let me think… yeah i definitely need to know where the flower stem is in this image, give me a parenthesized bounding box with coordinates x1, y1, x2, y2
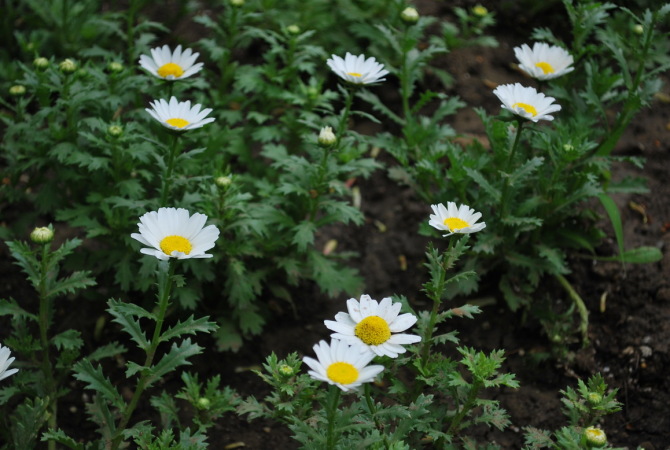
(498, 120, 524, 221)
(325, 385, 341, 450)
(447, 378, 483, 436)
(555, 273, 589, 345)
(336, 86, 355, 145)
(111, 259, 177, 450)
(37, 244, 57, 450)
(159, 133, 180, 207)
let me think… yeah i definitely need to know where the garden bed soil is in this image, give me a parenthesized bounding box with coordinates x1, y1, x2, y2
(2, 1, 669, 448)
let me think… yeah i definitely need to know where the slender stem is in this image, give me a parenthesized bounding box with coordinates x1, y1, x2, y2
(400, 27, 411, 122)
(159, 133, 180, 207)
(38, 244, 57, 450)
(555, 273, 589, 345)
(498, 120, 525, 221)
(447, 379, 482, 435)
(111, 260, 177, 450)
(325, 386, 341, 450)
(336, 86, 354, 144)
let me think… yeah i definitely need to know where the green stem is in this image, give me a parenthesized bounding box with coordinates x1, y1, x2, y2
(400, 27, 411, 122)
(498, 120, 524, 221)
(555, 273, 589, 345)
(111, 260, 177, 450)
(37, 244, 57, 450)
(336, 86, 355, 145)
(447, 379, 482, 435)
(325, 385, 341, 450)
(159, 133, 180, 207)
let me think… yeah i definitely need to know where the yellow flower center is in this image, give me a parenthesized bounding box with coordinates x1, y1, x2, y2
(160, 235, 192, 255)
(512, 102, 538, 117)
(326, 362, 359, 384)
(347, 72, 362, 77)
(534, 61, 555, 74)
(157, 62, 184, 78)
(354, 316, 391, 345)
(443, 217, 469, 232)
(166, 118, 190, 128)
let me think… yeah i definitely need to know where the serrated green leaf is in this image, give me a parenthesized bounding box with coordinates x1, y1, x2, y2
(144, 339, 204, 388)
(73, 359, 125, 410)
(53, 329, 84, 351)
(0, 298, 38, 321)
(87, 342, 127, 362)
(160, 315, 218, 342)
(45, 270, 97, 300)
(107, 299, 151, 350)
(292, 221, 316, 252)
(41, 429, 85, 450)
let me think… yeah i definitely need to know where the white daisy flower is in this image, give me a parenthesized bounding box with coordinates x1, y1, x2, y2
(130, 207, 220, 260)
(146, 97, 215, 131)
(492, 83, 561, 122)
(0, 344, 19, 382)
(326, 52, 389, 85)
(302, 339, 384, 392)
(514, 42, 574, 80)
(324, 295, 421, 358)
(138, 44, 203, 80)
(428, 202, 486, 237)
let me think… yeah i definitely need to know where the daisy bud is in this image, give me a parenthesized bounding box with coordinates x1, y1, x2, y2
(59, 58, 77, 74)
(30, 226, 54, 244)
(306, 86, 320, 100)
(587, 392, 602, 406)
(33, 57, 49, 70)
(196, 397, 211, 410)
(107, 124, 123, 137)
(107, 61, 124, 73)
(230, 0, 244, 6)
(9, 85, 26, 96)
(287, 24, 301, 35)
(215, 176, 232, 189)
(583, 427, 607, 448)
(318, 126, 337, 147)
(278, 364, 294, 376)
(472, 5, 488, 16)
(632, 24, 644, 35)
(400, 7, 419, 24)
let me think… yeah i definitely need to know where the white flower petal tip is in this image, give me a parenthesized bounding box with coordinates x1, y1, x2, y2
(302, 339, 384, 392)
(514, 42, 574, 81)
(428, 202, 486, 236)
(492, 83, 562, 122)
(138, 44, 203, 81)
(0, 344, 19, 382)
(131, 207, 220, 260)
(324, 295, 421, 359)
(146, 96, 215, 131)
(326, 52, 389, 85)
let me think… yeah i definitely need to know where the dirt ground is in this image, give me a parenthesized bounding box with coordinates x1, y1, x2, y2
(1, 1, 668, 449)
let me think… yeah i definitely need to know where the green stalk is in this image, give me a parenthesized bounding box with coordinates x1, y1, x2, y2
(159, 133, 180, 207)
(498, 120, 525, 220)
(325, 385, 341, 450)
(111, 259, 177, 450)
(336, 86, 355, 143)
(37, 244, 57, 450)
(555, 273, 589, 345)
(447, 378, 483, 435)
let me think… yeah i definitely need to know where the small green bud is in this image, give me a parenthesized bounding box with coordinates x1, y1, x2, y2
(230, 0, 244, 6)
(25, 42, 36, 52)
(107, 61, 124, 73)
(76, 68, 89, 78)
(9, 85, 26, 96)
(59, 58, 77, 74)
(563, 143, 575, 152)
(318, 126, 337, 147)
(33, 57, 49, 70)
(400, 7, 419, 23)
(472, 5, 488, 16)
(30, 226, 54, 244)
(306, 86, 320, 100)
(587, 392, 602, 406)
(196, 397, 211, 410)
(583, 427, 607, 448)
(215, 176, 232, 189)
(287, 24, 301, 35)
(278, 364, 294, 376)
(632, 24, 644, 35)
(107, 124, 123, 137)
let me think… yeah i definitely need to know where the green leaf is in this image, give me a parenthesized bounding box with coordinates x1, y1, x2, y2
(0, 298, 38, 321)
(45, 270, 97, 300)
(41, 429, 85, 450)
(73, 359, 125, 410)
(107, 299, 151, 350)
(160, 315, 218, 343)
(87, 342, 127, 362)
(597, 246, 662, 264)
(597, 194, 624, 265)
(292, 221, 316, 252)
(52, 329, 84, 351)
(144, 339, 204, 388)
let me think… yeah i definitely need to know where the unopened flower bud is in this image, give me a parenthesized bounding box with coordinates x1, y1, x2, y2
(587, 392, 602, 406)
(318, 126, 336, 147)
(107, 61, 124, 73)
(215, 176, 232, 189)
(472, 5, 488, 16)
(632, 24, 644, 35)
(34, 57, 49, 70)
(9, 85, 26, 96)
(583, 427, 607, 448)
(59, 58, 77, 74)
(31, 226, 54, 244)
(563, 143, 575, 152)
(196, 397, 211, 410)
(287, 24, 300, 35)
(306, 86, 319, 100)
(278, 364, 294, 376)
(230, 0, 244, 6)
(400, 7, 419, 23)
(107, 124, 123, 137)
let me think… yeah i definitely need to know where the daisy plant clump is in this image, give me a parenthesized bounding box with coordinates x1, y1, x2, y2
(61, 207, 220, 449)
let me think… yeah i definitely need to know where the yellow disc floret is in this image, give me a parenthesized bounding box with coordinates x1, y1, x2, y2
(355, 316, 391, 345)
(443, 217, 469, 232)
(157, 62, 184, 78)
(160, 235, 192, 255)
(512, 102, 538, 117)
(347, 72, 362, 77)
(166, 118, 190, 128)
(326, 362, 359, 384)
(535, 61, 555, 74)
